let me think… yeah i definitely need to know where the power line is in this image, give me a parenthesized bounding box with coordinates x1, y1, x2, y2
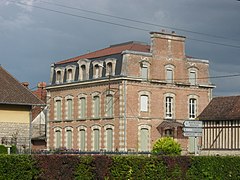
(37, 0, 240, 43)
(8, 0, 240, 49)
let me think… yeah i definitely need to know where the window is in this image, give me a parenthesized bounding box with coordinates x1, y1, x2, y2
(140, 95, 148, 112)
(67, 99, 73, 120)
(93, 129, 100, 151)
(189, 98, 197, 119)
(66, 129, 72, 149)
(164, 129, 173, 137)
(106, 128, 113, 151)
(165, 96, 173, 119)
(56, 71, 61, 83)
(79, 97, 86, 119)
(106, 94, 113, 117)
(166, 69, 173, 83)
(67, 69, 73, 82)
(56, 100, 62, 120)
(55, 129, 61, 149)
(81, 65, 86, 80)
(106, 62, 113, 76)
(94, 64, 100, 78)
(141, 66, 148, 80)
(189, 71, 197, 85)
(79, 129, 86, 151)
(93, 96, 100, 118)
(140, 128, 149, 151)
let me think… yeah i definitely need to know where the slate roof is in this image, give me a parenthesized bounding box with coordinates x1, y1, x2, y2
(56, 41, 150, 65)
(0, 66, 45, 106)
(198, 96, 240, 121)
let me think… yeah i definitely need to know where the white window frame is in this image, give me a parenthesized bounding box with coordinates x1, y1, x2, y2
(78, 94, 87, 119)
(65, 95, 74, 120)
(164, 93, 175, 119)
(65, 127, 73, 149)
(78, 125, 87, 151)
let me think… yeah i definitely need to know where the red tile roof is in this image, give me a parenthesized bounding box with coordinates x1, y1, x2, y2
(0, 66, 45, 106)
(198, 96, 240, 121)
(56, 41, 150, 65)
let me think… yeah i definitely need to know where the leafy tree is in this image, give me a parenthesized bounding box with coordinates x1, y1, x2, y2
(152, 137, 181, 155)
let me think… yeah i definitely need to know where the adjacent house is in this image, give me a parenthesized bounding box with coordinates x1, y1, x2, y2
(46, 31, 214, 153)
(198, 96, 240, 155)
(0, 66, 44, 152)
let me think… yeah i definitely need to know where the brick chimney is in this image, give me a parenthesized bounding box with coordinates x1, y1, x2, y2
(150, 30, 186, 60)
(33, 82, 47, 102)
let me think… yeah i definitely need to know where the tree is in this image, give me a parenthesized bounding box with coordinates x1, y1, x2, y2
(152, 137, 181, 155)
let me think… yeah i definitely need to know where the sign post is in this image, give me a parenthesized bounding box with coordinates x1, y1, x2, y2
(183, 120, 203, 155)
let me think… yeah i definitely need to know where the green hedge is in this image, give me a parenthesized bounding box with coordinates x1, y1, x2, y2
(1, 155, 240, 179)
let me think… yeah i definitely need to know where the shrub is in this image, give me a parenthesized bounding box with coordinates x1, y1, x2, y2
(152, 137, 182, 155)
(0, 145, 7, 154)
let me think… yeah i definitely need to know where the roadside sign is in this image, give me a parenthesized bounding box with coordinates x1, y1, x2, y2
(183, 127, 202, 133)
(184, 120, 203, 128)
(183, 132, 202, 137)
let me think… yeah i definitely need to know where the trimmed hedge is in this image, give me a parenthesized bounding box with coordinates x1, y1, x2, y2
(1, 155, 240, 179)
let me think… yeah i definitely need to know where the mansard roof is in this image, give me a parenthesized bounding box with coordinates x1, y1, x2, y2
(56, 41, 150, 65)
(198, 96, 240, 121)
(0, 66, 45, 106)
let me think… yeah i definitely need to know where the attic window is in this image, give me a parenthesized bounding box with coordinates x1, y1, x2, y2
(56, 71, 61, 83)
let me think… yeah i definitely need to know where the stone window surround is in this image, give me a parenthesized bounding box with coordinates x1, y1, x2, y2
(139, 59, 151, 80)
(64, 126, 73, 149)
(104, 58, 117, 76)
(104, 90, 115, 117)
(66, 65, 76, 82)
(164, 92, 176, 119)
(55, 67, 65, 84)
(53, 126, 62, 149)
(138, 90, 151, 114)
(104, 124, 115, 151)
(91, 92, 101, 119)
(77, 125, 87, 151)
(65, 95, 74, 120)
(91, 124, 101, 151)
(54, 96, 62, 121)
(78, 93, 87, 119)
(188, 67, 198, 85)
(165, 64, 175, 83)
(188, 94, 199, 119)
(138, 124, 151, 152)
(78, 59, 91, 81)
(92, 60, 104, 79)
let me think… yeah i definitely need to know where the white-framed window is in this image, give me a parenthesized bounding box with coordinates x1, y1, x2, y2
(164, 93, 175, 119)
(105, 94, 113, 117)
(81, 65, 87, 80)
(106, 128, 113, 151)
(56, 71, 61, 83)
(92, 61, 103, 79)
(106, 62, 113, 76)
(66, 65, 76, 82)
(140, 95, 149, 112)
(55, 67, 64, 84)
(79, 96, 87, 119)
(189, 98, 197, 119)
(141, 65, 148, 80)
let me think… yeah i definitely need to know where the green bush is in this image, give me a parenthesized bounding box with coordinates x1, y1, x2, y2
(0, 145, 7, 154)
(152, 137, 182, 155)
(0, 155, 38, 179)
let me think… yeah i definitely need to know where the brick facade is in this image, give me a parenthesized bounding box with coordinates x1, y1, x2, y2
(46, 31, 214, 153)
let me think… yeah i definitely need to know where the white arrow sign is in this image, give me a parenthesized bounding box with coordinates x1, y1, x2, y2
(183, 127, 202, 133)
(184, 120, 203, 128)
(183, 132, 202, 137)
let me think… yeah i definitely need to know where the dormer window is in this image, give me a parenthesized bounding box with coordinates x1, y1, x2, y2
(94, 64, 100, 78)
(106, 62, 113, 76)
(105, 58, 117, 77)
(67, 69, 73, 82)
(78, 59, 91, 81)
(139, 59, 150, 81)
(189, 71, 197, 85)
(56, 71, 61, 83)
(92, 61, 103, 79)
(165, 64, 174, 84)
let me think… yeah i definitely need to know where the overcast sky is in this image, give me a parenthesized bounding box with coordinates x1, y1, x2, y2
(0, 0, 240, 96)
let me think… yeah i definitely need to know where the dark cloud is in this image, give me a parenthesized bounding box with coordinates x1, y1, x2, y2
(0, 0, 239, 95)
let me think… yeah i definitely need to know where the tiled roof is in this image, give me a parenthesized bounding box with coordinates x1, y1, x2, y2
(56, 41, 150, 65)
(198, 96, 240, 121)
(0, 66, 45, 106)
